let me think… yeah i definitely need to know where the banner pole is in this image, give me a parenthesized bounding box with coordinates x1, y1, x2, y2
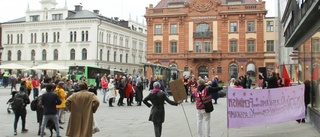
(180, 103, 193, 137)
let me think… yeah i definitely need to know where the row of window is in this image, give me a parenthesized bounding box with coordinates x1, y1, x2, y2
(154, 21, 274, 35)
(153, 40, 275, 53)
(30, 14, 63, 22)
(70, 31, 89, 42)
(98, 32, 146, 49)
(6, 49, 143, 63)
(7, 34, 23, 44)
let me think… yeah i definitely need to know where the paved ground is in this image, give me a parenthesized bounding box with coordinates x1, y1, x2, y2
(1, 86, 320, 137)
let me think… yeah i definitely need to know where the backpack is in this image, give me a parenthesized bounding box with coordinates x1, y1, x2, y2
(12, 96, 24, 111)
(30, 98, 38, 111)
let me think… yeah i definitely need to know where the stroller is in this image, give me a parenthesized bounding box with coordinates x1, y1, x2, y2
(6, 91, 18, 114)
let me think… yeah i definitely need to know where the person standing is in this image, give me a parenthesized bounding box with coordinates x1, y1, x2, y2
(11, 73, 18, 92)
(107, 79, 116, 107)
(195, 79, 224, 137)
(101, 76, 108, 103)
(125, 78, 134, 106)
(143, 82, 180, 137)
(297, 80, 311, 123)
(26, 77, 33, 96)
(40, 84, 62, 137)
(95, 73, 101, 90)
(210, 75, 220, 104)
(65, 83, 100, 137)
(117, 77, 126, 106)
(32, 75, 41, 99)
(13, 87, 30, 135)
(135, 77, 144, 106)
(188, 77, 197, 103)
(3, 70, 10, 88)
(259, 72, 279, 89)
(55, 81, 67, 124)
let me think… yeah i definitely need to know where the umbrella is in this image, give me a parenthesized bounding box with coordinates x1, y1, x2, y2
(0, 63, 30, 70)
(31, 63, 68, 70)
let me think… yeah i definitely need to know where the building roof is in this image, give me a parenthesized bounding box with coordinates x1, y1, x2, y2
(67, 10, 98, 19)
(2, 17, 26, 24)
(154, 0, 258, 8)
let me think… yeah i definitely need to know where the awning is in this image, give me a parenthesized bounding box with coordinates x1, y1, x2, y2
(247, 64, 255, 72)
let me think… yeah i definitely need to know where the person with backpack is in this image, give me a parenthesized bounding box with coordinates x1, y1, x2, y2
(40, 83, 62, 137)
(12, 86, 30, 135)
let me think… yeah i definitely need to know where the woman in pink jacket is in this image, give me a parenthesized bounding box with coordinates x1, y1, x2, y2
(101, 76, 108, 103)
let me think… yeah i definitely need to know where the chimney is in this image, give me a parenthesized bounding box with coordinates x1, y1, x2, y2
(114, 17, 119, 21)
(75, 5, 83, 11)
(149, 4, 153, 9)
(93, 10, 100, 14)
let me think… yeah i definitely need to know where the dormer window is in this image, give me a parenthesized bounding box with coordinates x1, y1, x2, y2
(52, 14, 63, 20)
(30, 15, 39, 22)
(167, 2, 185, 8)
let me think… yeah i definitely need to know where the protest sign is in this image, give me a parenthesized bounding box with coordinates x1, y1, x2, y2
(227, 84, 305, 128)
(169, 78, 187, 102)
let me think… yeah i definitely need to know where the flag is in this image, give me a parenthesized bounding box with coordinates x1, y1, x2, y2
(282, 64, 290, 87)
(312, 65, 319, 80)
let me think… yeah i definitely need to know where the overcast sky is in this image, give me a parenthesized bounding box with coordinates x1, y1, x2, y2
(0, 0, 275, 23)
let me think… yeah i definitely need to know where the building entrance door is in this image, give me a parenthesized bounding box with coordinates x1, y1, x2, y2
(198, 66, 208, 79)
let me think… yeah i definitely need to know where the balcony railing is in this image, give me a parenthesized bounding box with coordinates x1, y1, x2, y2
(193, 32, 213, 39)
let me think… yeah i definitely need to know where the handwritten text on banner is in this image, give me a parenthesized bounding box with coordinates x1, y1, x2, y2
(227, 84, 305, 128)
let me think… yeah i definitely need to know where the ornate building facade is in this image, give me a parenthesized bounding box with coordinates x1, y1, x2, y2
(0, 0, 147, 75)
(145, 0, 276, 83)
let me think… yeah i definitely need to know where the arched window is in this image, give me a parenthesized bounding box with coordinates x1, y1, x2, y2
(20, 34, 23, 43)
(7, 50, 12, 61)
(196, 23, 210, 32)
(120, 54, 123, 63)
(229, 63, 238, 79)
(53, 32, 56, 42)
(45, 32, 48, 42)
(10, 34, 13, 44)
(114, 51, 117, 62)
(246, 63, 256, 81)
(42, 49, 47, 61)
(99, 49, 103, 61)
(74, 31, 77, 42)
(70, 31, 73, 42)
(7, 34, 10, 44)
(17, 34, 20, 44)
(17, 50, 21, 61)
(85, 31, 89, 41)
(31, 50, 35, 61)
(31, 33, 34, 43)
(198, 66, 209, 79)
(57, 32, 60, 42)
(170, 64, 178, 80)
(107, 50, 110, 61)
(34, 33, 37, 43)
(42, 33, 45, 43)
(126, 53, 128, 63)
(53, 49, 58, 60)
(81, 31, 85, 41)
(70, 49, 75, 60)
(82, 48, 87, 60)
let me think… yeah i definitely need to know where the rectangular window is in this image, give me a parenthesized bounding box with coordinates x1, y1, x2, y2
(247, 21, 255, 32)
(204, 42, 211, 53)
(155, 25, 162, 34)
(195, 42, 202, 53)
(267, 21, 274, 32)
(312, 39, 320, 52)
(230, 41, 237, 52)
(217, 67, 222, 74)
(230, 22, 237, 32)
(170, 24, 178, 34)
(184, 67, 189, 71)
(170, 42, 177, 53)
(155, 42, 162, 53)
(52, 14, 63, 20)
(266, 40, 274, 52)
(30, 15, 39, 22)
(247, 40, 255, 52)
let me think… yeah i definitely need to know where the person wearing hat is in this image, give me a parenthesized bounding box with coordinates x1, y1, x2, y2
(55, 81, 67, 124)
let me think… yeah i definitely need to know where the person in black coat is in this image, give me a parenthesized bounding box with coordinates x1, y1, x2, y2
(259, 72, 279, 89)
(13, 87, 30, 135)
(297, 80, 311, 123)
(135, 77, 144, 106)
(143, 82, 180, 137)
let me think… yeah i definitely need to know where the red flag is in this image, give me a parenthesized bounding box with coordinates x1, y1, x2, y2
(282, 64, 290, 87)
(312, 65, 319, 80)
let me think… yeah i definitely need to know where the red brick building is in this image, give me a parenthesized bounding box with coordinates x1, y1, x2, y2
(145, 0, 275, 84)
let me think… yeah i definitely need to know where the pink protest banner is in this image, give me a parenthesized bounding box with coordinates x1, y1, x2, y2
(227, 84, 305, 128)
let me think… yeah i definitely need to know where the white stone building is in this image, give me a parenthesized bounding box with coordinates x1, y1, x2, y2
(0, 0, 147, 75)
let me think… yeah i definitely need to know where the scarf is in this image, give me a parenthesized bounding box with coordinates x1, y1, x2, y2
(151, 88, 161, 93)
